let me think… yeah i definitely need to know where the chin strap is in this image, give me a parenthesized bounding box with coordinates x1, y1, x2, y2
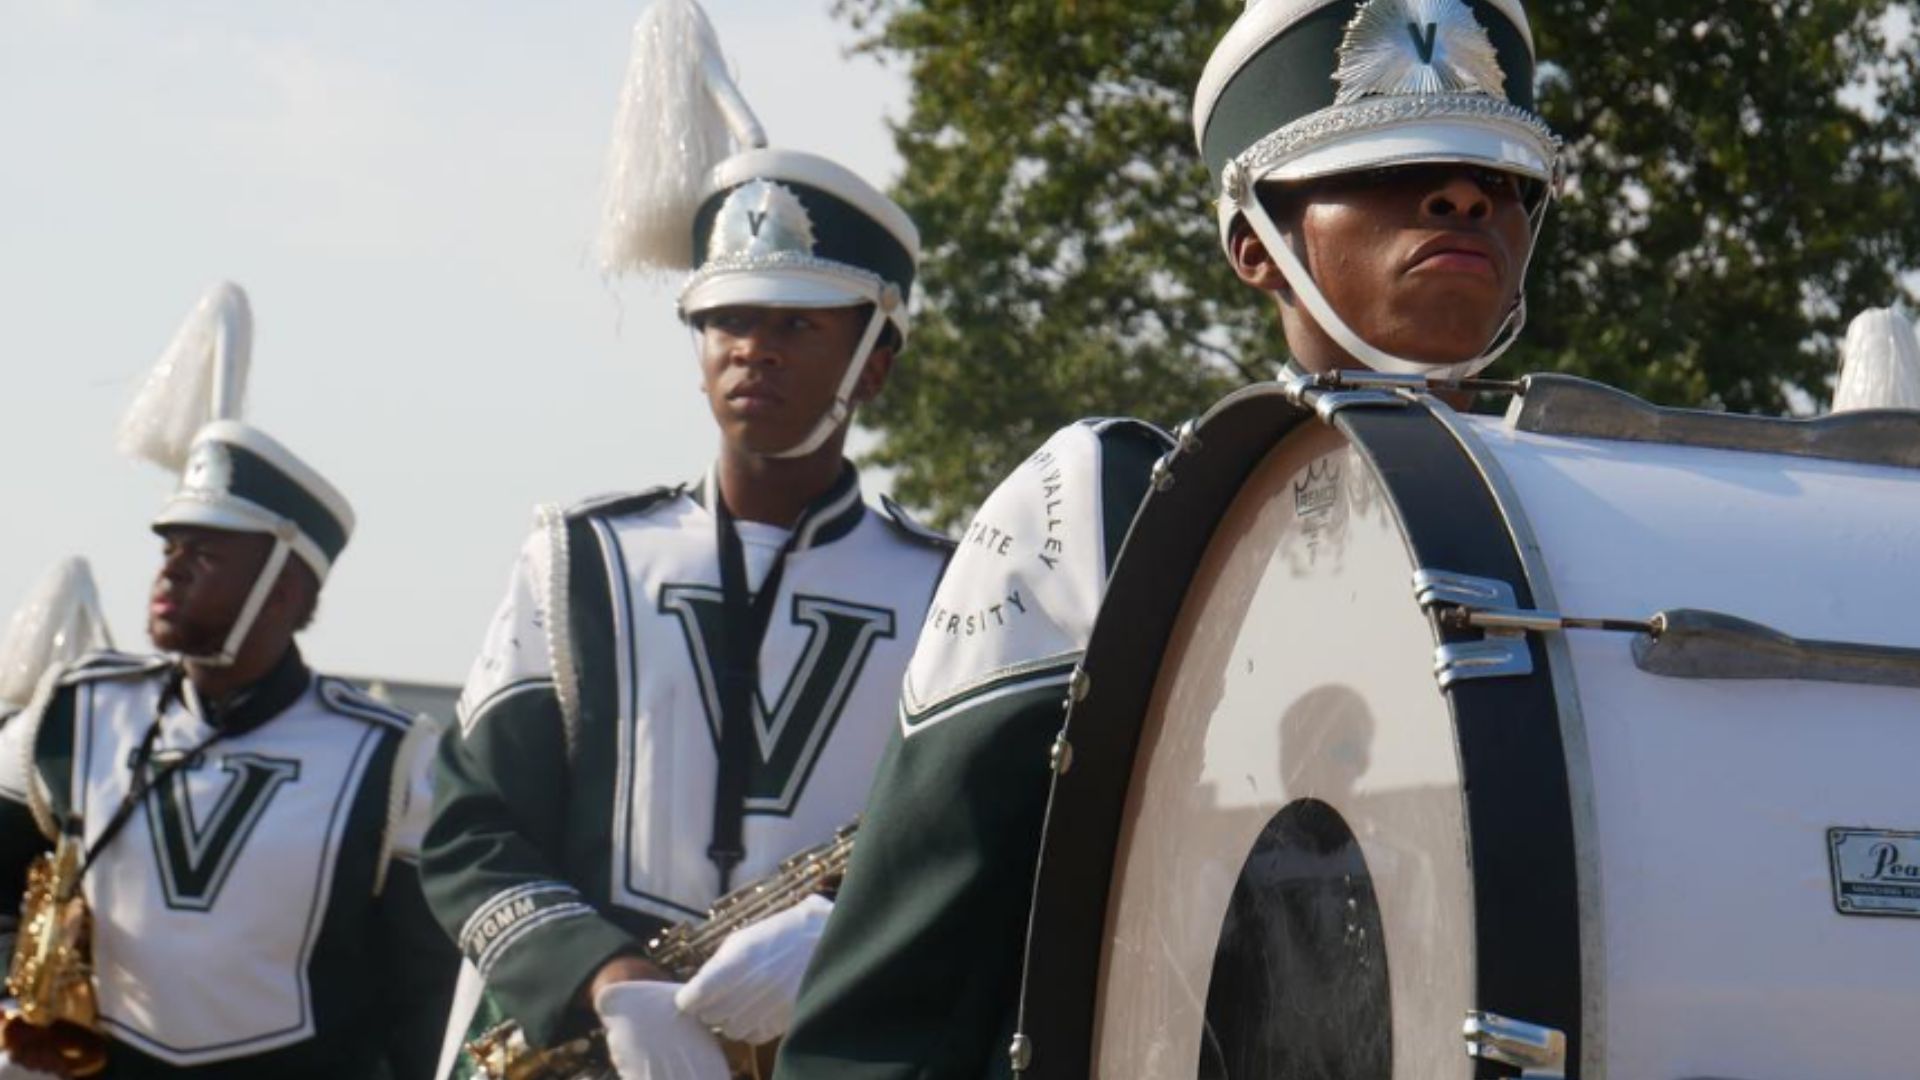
(1230, 165, 1549, 382)
(769, 285, 902, 460)
(181, 522, 296, 669)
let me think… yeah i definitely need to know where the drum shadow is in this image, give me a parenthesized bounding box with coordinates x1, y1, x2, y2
(1195, 686, 1391, 1080)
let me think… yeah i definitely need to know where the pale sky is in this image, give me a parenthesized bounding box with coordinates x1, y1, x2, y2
(0, 0, 909, 684)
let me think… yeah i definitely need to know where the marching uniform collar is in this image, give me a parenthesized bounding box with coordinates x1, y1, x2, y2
(693, 462, 866, 552)
(166, 646, 312, 736)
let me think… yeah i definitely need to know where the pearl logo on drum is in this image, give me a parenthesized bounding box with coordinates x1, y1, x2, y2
(1828, 828, 1920, 918)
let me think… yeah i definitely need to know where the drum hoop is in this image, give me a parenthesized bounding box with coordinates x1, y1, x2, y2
(1013, 384, 1585, 1077)
(1425, 398, 1609, 1074)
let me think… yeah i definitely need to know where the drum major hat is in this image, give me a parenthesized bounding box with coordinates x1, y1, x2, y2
(1194, 0, 1560, 378)
(679, 149, 918, 346)
(153, 421, 355, 582)
(121, 285, 347, 666)
(597, 0, 918, 458)
(151, 422, 353, 666)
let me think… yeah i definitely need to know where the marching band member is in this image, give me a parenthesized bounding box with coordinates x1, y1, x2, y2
(776, 0, 1562, 1075)
(0, 420, 456, 1078)
(418, 3, 949, 1077)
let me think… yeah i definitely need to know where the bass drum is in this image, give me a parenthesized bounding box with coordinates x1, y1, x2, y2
(1012, 376, 1920, 1080)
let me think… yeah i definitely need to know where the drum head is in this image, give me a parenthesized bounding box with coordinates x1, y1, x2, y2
(1016, 385, 1582, 1079)
(1089, 424, 1476, 1079)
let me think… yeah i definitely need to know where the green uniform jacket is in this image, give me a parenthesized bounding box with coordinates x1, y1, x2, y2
(777, 419, 1169, 1079)
(422, 473, 949, 1060)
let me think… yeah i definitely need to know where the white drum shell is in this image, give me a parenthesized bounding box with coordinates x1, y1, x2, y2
(1455, 412, 1920, 1079)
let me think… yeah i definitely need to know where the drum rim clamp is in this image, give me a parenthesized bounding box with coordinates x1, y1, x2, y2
(1463, 1010, 1568, 1078)
(1414, 568, 1920, 691)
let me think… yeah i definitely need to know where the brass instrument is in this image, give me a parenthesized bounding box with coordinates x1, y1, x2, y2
(1, 827, 109, 1077)
(466, 822, 857, 1080)
(464, 1023, 608, 1080)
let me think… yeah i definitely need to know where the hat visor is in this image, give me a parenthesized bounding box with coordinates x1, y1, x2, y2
(152, 495, 332, 578)
(681, 269, 874, 318)
(153, 494, 281, 538)
(1262, 116, 1554, 185)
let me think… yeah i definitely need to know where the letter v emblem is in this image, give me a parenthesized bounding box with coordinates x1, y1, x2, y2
(144, 752, 301, 912)
(659, 586, 896, 813)
(1407, 21, 1439, 64)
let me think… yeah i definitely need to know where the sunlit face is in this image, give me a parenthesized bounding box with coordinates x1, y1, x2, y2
(148, 526, 273, 654)
(694, 304, 889, 455)
(1249, 163, 1539, 369)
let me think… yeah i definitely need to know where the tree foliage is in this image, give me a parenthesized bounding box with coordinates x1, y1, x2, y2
(845, 0, 1920, 526)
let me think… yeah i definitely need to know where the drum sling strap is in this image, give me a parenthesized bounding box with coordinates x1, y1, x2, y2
(709, 498, 801, 894)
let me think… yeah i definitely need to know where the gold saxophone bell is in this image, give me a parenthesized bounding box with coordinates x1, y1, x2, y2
(2, 830, 110, 1077)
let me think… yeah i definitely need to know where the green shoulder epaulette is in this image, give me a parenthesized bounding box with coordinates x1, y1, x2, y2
(56, 651, 171, 687)
(878, 495, 956, 551)
(564, 484, 686, 523)
(315, 677, 416, 734)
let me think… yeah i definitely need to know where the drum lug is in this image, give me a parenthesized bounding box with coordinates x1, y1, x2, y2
(1049, 732, 1074, 776)
(1149, 453, 1177, 492)
(1435, 637, 1534, 687)
(1172, 419, 1203, 456)
(1417, 571, 1536, 687)
(1312, 389, 1407, 421)
(1008, 1032, 1033, 1073)
(1414, 570, 1521, 611)
(1150, 421, 1207, 493)
(1279, 370, 1409, 418)
(1462, 1011, 1566, 1077)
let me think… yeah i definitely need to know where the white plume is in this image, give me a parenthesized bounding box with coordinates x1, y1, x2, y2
(596, 0, 766, 275)
(0, 558, 112, 710)
(116, 282, 252, 471)
(1834, 307, 1920, 412)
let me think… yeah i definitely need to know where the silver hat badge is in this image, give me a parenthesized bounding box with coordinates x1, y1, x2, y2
(181, 440, 234, 498)
(706, 179, 817, 264)
(1333, 0, 1507, 105)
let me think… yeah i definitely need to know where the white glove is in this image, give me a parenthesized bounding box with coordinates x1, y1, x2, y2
(675, 894, 833, 1044)
(594, 981, 729, 1080)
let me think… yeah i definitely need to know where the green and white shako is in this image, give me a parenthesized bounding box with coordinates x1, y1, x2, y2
(152, 421, 354, 665)
(679, 148, 920, 459)
(1195, 0, 1561, 379)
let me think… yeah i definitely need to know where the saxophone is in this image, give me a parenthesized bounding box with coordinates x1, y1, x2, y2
(466, 822, 857, 1080)
(1, 825, 109, 1078)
